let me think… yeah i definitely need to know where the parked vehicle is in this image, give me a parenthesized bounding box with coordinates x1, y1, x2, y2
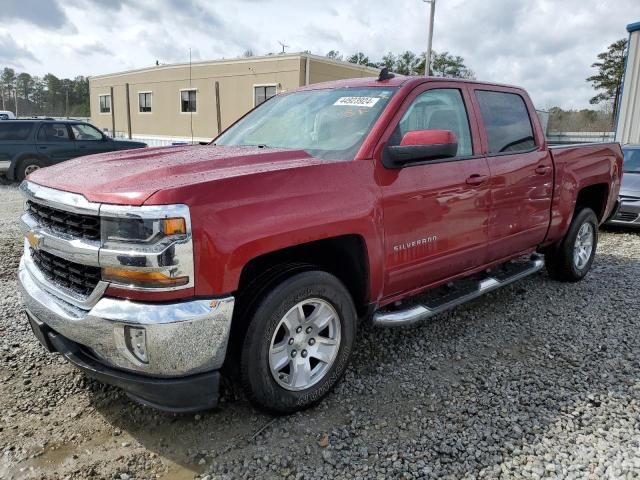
(18, 74, 622, 414)
(0, 120, 146, 181)
(0, 110, 16, 120)
(606, 145, 640, 227)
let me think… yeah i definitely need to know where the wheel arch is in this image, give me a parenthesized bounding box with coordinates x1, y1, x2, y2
(574, 182, 609, 222)
(236, 234, 371, 315)
(8, 152, 50, 181)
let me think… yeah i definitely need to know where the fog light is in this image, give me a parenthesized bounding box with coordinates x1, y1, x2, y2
(124, 326, 148, 364)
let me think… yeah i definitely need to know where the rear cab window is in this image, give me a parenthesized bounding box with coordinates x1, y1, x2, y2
(0, 122, 35, 141)
(475, 90, 536, 154)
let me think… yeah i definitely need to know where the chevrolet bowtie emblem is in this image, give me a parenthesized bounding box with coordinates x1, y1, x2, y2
(26, 230, 43, 250)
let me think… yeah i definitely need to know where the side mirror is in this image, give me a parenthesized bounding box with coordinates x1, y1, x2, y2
(385, 129, 458, 167)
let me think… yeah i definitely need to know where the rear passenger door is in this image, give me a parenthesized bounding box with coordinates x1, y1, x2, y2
(35, 123, 78, 163)
(471, 88, 553, 261)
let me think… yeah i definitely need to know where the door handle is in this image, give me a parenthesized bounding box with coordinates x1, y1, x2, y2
(38, 146, 47, 150)
(466, 174, 489, 186)
(535, 165, 551, 175)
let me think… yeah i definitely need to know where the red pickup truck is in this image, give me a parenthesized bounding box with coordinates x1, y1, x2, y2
(18, 73, 622, 414)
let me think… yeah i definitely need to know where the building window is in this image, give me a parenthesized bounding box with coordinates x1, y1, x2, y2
(181, 89, 197, 113)
(139, 92, 152, 113)
(99, 94, 111, 113)
(254, 85, 277, 106)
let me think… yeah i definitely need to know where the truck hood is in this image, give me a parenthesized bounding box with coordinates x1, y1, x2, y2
(27, 145, 321, 205)
(621, 172, 640, 198)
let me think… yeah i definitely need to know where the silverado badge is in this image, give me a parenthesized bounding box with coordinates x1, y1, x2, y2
(393, 236, 437, 252)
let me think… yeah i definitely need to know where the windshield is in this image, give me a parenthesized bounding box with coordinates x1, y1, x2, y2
(215, 87, 396, 160)
(624, 148, 640, 174)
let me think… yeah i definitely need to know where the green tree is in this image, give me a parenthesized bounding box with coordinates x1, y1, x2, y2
(325, 50, 343, 61)
(0, 67, 16, 111)
(586, 38, 627, 121)
(395, 51, 422, 76)
(31, 76, 46, 113)
(43, 73, 63, 115)
(346, 52, 376, 67)
(378, 52, 397, 70)
(70, 76, 89, 116)
(430, 51, 475, 79)
(16, 72, 33, 101)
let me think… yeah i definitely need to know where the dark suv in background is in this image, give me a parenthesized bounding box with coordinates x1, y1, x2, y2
(0, 120, 146, 181)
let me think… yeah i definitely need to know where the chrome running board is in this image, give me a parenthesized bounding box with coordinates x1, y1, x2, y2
(373, 256, 544, 327)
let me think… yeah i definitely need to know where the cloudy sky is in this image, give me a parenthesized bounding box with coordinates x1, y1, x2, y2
(0, 0, 639, 109)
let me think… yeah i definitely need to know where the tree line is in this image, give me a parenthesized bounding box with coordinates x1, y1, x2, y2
(0, 68, 89, 117)
(325, 49, 475, 78)
(241, 48, 476, 78)
(547, 107, 614, 133)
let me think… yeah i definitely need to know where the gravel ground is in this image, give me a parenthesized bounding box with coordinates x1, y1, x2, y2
(1, 183, 640, 479)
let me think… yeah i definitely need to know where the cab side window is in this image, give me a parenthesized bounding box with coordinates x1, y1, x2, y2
(391, 89, 473, 157)
(475, 90, 536, 154)
(37, 123, 70, 142)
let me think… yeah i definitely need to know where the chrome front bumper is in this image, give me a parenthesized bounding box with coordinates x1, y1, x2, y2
(18, 257, 235, 377)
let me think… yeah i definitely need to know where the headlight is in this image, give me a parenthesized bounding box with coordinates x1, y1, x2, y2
(101, 217, 187, 248)
(99, 204, 194, 291)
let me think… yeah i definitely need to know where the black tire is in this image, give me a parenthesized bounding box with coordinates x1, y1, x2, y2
(16, 158, 44, 182)
(545, 208, 598, 282)
(240, 271, 356, 414)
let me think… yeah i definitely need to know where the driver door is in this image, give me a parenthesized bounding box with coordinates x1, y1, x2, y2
(376, 84, 491, 298)
(70, 123, 113, 156)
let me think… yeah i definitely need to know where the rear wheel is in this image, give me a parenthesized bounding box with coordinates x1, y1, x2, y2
(240, 271, 356, 414)
(17, 158, 43, 181)
(545, 208, 598, 282)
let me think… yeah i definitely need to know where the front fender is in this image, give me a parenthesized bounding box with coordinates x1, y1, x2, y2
(145, 159, 385, 302)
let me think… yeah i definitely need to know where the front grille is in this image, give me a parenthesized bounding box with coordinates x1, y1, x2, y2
(26, 200, 100, 240)
(615, 211, 638, 222)
(30, 248, 100, 296)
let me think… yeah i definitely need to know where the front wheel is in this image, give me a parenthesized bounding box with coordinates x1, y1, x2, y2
(545, 207, 598, 282)
(17, 158, 43, 182)
(240, 271, 356, 414)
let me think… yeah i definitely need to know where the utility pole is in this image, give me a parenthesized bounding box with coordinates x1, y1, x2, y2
(14, 89, 18, 117)
(423, 0, 436, 76)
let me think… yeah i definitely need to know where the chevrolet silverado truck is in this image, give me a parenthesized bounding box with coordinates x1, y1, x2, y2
(18, 73, 622, 414)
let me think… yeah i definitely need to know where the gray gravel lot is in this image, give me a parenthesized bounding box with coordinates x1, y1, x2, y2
(1, 183, 640, 479)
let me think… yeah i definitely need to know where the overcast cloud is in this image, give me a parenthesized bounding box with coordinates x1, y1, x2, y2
(0, 0, 638, 109)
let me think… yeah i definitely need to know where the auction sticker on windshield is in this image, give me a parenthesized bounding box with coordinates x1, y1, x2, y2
(334, 97, 381, 107)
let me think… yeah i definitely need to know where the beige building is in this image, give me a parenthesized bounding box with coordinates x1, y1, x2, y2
(89, 53, 379, 143)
